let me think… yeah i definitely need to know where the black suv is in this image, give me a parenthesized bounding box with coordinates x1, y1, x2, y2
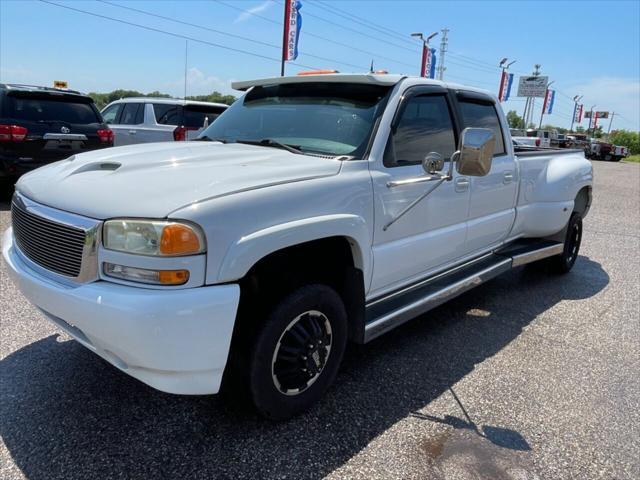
(1, 84, 113, 196)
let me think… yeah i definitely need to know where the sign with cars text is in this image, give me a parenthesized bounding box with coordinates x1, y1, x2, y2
(517, 76, 549, 97)
(283, 0, 302, 61)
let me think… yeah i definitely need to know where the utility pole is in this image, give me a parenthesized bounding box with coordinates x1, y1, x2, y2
(437, 28, 449, 80)
(570, 95, 583, 132)
(607, 112, 616, 135)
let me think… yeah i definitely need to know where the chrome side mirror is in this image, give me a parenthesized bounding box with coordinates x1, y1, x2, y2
(422, 152, 445, 175)
(456, 128, 495, 176)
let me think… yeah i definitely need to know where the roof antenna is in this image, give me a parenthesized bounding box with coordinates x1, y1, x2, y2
(369, 59, 374, 73)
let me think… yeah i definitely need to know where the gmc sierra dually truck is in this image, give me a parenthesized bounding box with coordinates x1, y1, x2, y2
(2, 73, 593, 420)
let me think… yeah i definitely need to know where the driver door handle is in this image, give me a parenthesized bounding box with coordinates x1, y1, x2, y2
(455, 177, 470, 193)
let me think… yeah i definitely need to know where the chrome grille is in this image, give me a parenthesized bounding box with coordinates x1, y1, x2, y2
(11, 200, 87, 278)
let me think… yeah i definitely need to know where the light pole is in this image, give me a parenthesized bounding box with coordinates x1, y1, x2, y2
(570, 95, 583, 132)
(497, 58, 516, 103)
(411, 31, 438, 78)
(538, 80, 555, 129)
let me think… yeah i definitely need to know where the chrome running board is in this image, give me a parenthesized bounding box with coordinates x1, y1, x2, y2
(363, 239, 563, 343)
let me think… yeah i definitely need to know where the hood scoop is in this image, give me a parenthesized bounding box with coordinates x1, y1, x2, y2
(68, 162, 122, 176)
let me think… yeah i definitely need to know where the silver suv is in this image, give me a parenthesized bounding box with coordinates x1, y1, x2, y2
(101, 98, 228, 146)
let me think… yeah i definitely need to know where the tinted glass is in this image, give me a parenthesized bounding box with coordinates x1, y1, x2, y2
(199, 82, 391, 157)
(385, 94, 456, 167)
(459, 101, 505, 154)
(101, 103, 122, 124)
(153, 103, 181, 125)
(120, 103, 142, 125)
(7, 97, 100, 124)
(183, 105, 226, 128)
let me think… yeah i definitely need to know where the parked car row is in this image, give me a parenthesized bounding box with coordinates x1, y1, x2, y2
(1, 83, 228, 196)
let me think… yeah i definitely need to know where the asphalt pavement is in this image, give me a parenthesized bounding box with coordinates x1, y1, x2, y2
(1, 160, 639, 480)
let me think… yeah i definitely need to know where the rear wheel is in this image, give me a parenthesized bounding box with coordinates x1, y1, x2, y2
(548, 212, 583, 274)
(247, 284, 347, 420)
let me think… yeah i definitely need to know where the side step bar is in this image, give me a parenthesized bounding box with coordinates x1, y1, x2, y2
(363, 239, 564, 343)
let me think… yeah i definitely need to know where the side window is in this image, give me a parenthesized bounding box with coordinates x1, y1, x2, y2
(384, 94, 456, 167)
(101, 104, 122, 124)
(120, 103, 143, 125)
(153, 103, 182, 125)
(459, 101, 506, 155)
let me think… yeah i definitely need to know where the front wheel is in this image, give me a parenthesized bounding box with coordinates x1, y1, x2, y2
(548, 212, 583, 274)
(248, 284, 348, 420)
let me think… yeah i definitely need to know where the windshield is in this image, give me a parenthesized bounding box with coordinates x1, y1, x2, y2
(198, 82, 391, 157)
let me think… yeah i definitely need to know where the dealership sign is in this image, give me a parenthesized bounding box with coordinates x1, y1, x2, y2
(517, 76, 549, 97)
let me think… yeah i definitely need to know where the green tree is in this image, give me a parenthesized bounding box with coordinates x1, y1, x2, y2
(506, 110, 524, 129)
(609, 129, 640, 154)
(88, 89, 236, 110)
(186, 91, 236, 105)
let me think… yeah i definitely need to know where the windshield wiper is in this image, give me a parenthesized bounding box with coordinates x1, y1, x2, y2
(195, 136, 228, 143)
(236, 138, 304, 155)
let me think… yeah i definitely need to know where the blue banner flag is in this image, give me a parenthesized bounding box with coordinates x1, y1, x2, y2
(283, 1, 302, 61)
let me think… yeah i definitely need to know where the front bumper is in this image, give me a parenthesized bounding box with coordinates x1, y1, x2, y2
(2, 227, 240, 395)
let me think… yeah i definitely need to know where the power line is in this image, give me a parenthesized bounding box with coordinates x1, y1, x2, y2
(39, 0, 317, 70)
(97, 0, 369, 71)
(269, 0, 416, 53)
(309, 0, 416, 46)
(212, 0, 417, 70)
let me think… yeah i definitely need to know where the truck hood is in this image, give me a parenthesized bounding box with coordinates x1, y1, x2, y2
(16, 142, 342, 219)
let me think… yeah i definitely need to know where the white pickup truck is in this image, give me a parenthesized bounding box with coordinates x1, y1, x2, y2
(2, 73, 593, 420)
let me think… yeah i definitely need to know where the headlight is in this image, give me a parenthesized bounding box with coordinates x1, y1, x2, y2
(103, 219, 205, 256)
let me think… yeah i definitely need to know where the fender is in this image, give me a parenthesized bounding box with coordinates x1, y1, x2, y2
(217, 214, 372, 285)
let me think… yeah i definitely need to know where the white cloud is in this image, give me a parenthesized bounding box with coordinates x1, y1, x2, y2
(234, 0, 273, 23)
(166, 67, 236, 97)
(566, 77, 640, 131)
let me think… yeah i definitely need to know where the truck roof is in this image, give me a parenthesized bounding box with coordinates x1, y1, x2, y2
(231, 73, 494, 98)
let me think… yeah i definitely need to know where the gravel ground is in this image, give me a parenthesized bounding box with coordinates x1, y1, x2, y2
(1, 160, 639, 480)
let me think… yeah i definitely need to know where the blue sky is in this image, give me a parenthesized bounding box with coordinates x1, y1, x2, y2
(1, 0, 639, 131)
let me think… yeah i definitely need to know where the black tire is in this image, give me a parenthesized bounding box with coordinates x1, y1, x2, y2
(247, 284, 347, 420)
(548, 212, 583, 274)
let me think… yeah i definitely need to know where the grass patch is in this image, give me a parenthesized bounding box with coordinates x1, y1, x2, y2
(623, 154, 640, 163)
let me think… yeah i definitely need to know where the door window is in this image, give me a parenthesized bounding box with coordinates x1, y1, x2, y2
(120, 103, 143, 125)
(153, 103, 182, 125)
(384, 94, 456, 167)
(459, 101, 506, 155)
(101, 103, 122, 124)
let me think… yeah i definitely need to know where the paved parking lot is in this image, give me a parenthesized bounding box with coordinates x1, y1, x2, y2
(1, 160, 639, 480)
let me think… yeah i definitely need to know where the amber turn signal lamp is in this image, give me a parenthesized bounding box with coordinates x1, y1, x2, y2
(158, 269, 190, 285)
(160, 224, 202, 255)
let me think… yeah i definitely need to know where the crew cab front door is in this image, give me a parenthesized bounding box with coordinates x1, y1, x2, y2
(370, 87, 470, 297)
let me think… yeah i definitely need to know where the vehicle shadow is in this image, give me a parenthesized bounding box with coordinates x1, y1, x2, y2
(0, 256, 609, 480)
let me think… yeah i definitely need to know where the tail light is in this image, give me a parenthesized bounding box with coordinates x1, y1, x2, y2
(97, 128, 114, 143)
(535, 138, 541, 147)
(0, 124, 28, 142)
(173, 126, 187, 141)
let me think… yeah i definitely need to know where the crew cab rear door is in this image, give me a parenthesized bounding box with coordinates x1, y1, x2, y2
(455, 91, 518, 253)
(369, 85, 470, 296)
